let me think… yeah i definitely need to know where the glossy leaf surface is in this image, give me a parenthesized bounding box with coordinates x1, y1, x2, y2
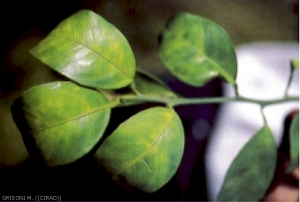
(286, 113, 299, 173)
(96, 107, 184, 192)
(218, 126, 277, 201)
(132, 69, 177, 98)
(11, 82, 111, 166)
(30, 10, 136, 89)
(159, 13, 237, 87)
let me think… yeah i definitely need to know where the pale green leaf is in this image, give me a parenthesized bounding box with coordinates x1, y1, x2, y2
(30, 10, 136, 90)
(11, 81, 111, 166)
(286, 113, 299, 173)
(291, 59, 299, 71)
(95, 107, 184, 192)
(159, 13, 237, 87)
(218, 126, 277, 201)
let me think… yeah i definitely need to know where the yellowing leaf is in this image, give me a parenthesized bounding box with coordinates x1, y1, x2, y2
(159, 13, 237, 87)
(96, 107, 184, 192)
(11, 81, 111, 166)
(30, 10, 136, 90)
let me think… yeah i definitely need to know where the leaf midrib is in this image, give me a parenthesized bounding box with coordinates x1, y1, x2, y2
(49, 34, 132, 81)
(113, 110, 174, 176)
(29, 104, 110, 133)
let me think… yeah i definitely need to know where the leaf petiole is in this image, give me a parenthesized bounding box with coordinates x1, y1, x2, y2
(119, 94, 299, 108)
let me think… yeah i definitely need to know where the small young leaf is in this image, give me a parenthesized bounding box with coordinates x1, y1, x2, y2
(11, 81, 111, 166)
(95, 107, 184, 192)
(286, 113, 299, 173)
(291, 59, 299, 71)
(218, 126, 277, 201)
(131, 69, 177, 98)
(97, 69, 177, 108)
(159, 13, 237, 87)
(30, 10, 136, 90)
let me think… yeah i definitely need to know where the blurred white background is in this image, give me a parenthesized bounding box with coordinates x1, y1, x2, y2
(205, 42, 299, 201)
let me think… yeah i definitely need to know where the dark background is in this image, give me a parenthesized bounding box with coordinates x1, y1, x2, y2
(0, 0, 298, 201)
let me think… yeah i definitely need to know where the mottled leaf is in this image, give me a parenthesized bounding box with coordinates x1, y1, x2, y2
(30, 9, 136, 90)
(95, 107, 184, 192)
(159, 13, 237, 87)
(286, 113, 299, 173)
(132, 69, 177, 98)
(218, 126, 277, 201)
(11, 81, 111, 166)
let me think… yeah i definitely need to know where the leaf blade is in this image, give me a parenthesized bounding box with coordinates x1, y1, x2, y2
(286, 113, 299, 173)
(95, 107, 184, 192)
(217, 126, 277, 201)
(30, 10, 136, 89)
(159, 13, 237, 87)
(132, 69, 177, 98)
(11, 81, 111, 166)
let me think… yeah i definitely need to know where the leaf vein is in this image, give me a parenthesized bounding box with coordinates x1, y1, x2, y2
(113, 110, 174, 176)
(48, 34, 131, 80)
(86, 110, 97, 139)
(29, 104, 110, 133)
(22, 108, 50, 127)
(147, 155, 155, 189)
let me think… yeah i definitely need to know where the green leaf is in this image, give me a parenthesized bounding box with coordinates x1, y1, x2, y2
(30, 9, 136, 90)
(95, 107, 184, 192)
(159, 13, 237, 87)
(286, 113, 299, 173)
(291, 59, 299, 71)
(11, 81, 111, 166)
(218, 126, 277, 201)
(131, 69, 177, 98)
